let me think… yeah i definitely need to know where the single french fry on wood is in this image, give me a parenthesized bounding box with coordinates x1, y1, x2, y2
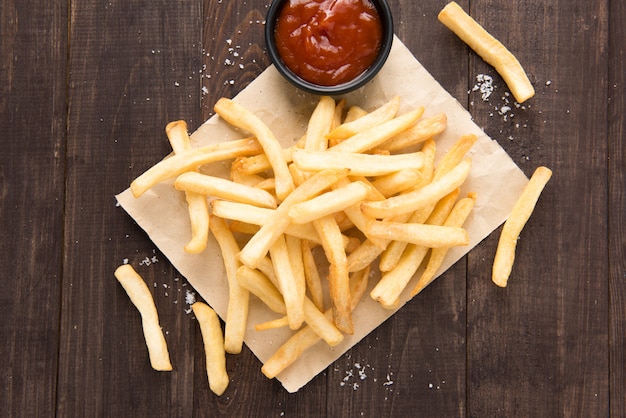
(114, 264, 172, 371)
(492, 166, 552, 287)
(192, 302, 229, 396)
(438, 1, 535, 103)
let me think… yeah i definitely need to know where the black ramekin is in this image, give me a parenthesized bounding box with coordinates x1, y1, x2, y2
(265, 0, 394, 96)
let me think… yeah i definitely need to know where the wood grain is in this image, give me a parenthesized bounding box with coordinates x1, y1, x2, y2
(608, 0, 626, 416)
(0, 0, 623, 416)
(0, 0, 67, 416)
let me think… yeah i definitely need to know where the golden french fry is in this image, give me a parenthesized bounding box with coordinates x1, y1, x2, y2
(367, 220, 469, 248)
(439, 2, 535, 103)
(370, 188, 460, 308)
(411, 193, 477, 296)
(305, 95, 335, 151)
(331, 99, 346, 130)
(286, 234, 307, 311)
(214, 98, 295, 200)
(192, 302, 229, 396)
(362, 158, 471, 218)
(492, 166, 552, 287)
(255, 316, 290, 331)
(209, 215, 249, 354)
(292, 149, 425, 177)
(114, 264, 172, 371)
(301, 239, 325, 311)
(314, 215, 352, 334)
(174, 172, 277, 209)
(236, 266, 286, 314)
(343, 105, 368, 124)
(433, 134, 477, 181)
(130, 138, 262, 197)
(238, 169, 350, 269)
(380, 113, 447, 152)
(182, 193, 210, 254)
(269, 234, 305, 330)
(326, 96, 400, 140)
(288, 181, 370, 224)
(331, 107, 425, 154)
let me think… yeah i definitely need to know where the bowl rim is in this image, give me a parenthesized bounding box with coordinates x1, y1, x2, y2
(264, 0, 394, 96)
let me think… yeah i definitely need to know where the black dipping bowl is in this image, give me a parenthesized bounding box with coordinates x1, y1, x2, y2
(265, 0, 394, 96)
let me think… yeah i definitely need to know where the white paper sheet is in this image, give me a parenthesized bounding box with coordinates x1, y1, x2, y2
(116, 36, 528, 393)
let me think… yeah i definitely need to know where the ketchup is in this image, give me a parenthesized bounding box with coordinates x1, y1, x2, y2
(274, 0, 383, 86)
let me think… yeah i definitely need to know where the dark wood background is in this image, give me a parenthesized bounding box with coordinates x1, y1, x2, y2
(1, 0, 624, 416)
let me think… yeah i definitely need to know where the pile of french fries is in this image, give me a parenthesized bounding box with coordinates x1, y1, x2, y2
(117, 92, 550, 393)
(113, 2, 553, 395)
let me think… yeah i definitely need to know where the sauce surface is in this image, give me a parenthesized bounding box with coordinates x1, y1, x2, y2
(274, 0, 383, 86)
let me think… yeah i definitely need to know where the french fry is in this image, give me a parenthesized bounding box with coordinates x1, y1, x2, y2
(314, 215, 352, 334)
(288, 181, 370, 224)
(292, 149, 425, 177)
(301, 239, 325, 311)
(438, 2, 535, 103)
(326, 96, 400, 140)
(380, 114, 447, 152)
(286, 234, 307, 313)
(214, 98, 295, 200)
(192, 302, 229, 396)
(304, 95, 335, 151)
(255, 316, 290, 331)
(209, 215, 249, 354)
(331, 107, 425, 153)
(238, 169, 350, 269)
(130, 137, 262, 197)
(331, 99, 347, 130)
(269, 234, 305, 330)
(174, 172, 277, 209)
(411, 193, 477, 296)
(236, 266, 286, 315)
(114, 264, 172, 371)
(367, 220, 469, 248)
(492, 166, 552, 287)
(361, 158, 472, 218)
(432, 134, 477, 181)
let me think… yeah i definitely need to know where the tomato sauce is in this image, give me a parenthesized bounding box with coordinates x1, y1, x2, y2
(274, 0, 383, 86)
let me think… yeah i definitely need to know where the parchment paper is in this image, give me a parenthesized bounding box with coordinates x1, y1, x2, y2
(116, 36, 528, 393)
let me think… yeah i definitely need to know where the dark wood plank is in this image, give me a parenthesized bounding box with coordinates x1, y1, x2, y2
(466, 1, 610, 416)
(608, 0, 626, 415)
(0, 1, 67, 416)
(57, 1, 202, 416)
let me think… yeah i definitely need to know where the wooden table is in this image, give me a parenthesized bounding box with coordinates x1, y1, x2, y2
(1, 0, 623, 416)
